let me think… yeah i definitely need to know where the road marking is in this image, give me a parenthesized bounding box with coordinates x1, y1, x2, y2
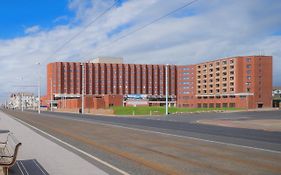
(58, 116, 281, 154)
(11, 116, 130, 175)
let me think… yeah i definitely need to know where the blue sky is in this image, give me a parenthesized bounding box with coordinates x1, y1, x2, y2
(0, 0, 74, 39)
(0, 0, 280, 101)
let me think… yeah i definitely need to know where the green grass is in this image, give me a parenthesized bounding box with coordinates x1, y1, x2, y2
(112, 106, 242, 115)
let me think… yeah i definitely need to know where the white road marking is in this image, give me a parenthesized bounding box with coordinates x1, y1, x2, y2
(11, 117, 130, 175)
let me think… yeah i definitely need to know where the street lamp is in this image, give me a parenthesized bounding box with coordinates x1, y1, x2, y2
(37, 62, 41, 114)
(165, 64, 169, 115)
(50, 78, 53, 112)
(81, 63, 85, 114)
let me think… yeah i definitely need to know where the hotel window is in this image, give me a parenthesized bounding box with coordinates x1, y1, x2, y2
(247, 70, 251, 74)
(216, 67, 220, 71)
(247, 88, 251, 92)
(222, 61, 227, 65)
(246, 64, 251, 68)
(230, 77, 234, 81)
(216, 62, 220, 66)
(247, 76, 251, 80)
(246, 58, 251, 62)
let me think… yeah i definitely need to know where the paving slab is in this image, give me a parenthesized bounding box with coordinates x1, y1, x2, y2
(0, 111, 108, 175)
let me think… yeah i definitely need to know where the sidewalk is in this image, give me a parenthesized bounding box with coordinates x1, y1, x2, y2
(0, 111, 108, 175)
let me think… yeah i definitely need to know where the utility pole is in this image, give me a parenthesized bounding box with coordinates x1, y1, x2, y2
(50, 78, 53, 112)
(165, 64, 169, 115)
(81, 63, 85, 114)
(37, 62, 41, 114)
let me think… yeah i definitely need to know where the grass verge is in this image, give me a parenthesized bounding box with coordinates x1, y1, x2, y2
(112, 106, 242, 115)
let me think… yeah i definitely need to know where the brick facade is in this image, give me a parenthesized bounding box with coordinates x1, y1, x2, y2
(45, 55, 272, 109)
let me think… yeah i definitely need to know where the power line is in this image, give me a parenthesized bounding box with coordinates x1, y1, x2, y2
(45, 0, 119, 61)
(93, 0, 199, 55)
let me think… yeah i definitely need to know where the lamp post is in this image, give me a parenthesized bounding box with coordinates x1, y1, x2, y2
(37, 62, 41, 114)
(50, 78, 53, 112)
(165, 64, 169, 115)
(81, 63, 85, 114)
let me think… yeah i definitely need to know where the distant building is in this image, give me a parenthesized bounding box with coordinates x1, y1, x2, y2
(8, 92, 38, 110)
(272, 87, 281, 108)
(43, 55, 272, 111)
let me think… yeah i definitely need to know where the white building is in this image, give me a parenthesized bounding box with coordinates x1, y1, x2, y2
(8, 92, 38, 110)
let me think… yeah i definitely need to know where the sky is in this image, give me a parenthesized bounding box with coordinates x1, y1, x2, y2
(0, 0, 280, 102)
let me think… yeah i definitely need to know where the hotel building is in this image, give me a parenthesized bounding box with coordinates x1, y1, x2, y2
(44, 56, 272, 110)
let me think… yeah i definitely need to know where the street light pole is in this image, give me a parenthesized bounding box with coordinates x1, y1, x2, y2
(81, 63, 85, 114)
(37, 62, 41, 114)
(165, 64, 169, 115)
(50, 78, 53, 112)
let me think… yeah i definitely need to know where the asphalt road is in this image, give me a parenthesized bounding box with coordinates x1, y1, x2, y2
(2, 109, 281, 175)
(39, 110, 281, 151)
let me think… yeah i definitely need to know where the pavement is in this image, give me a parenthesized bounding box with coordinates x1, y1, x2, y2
(0, 111, 108, 175)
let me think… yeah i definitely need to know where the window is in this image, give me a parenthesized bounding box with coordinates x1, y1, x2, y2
(229, 103, 235, 108)
(246, 64, 251, 68)
(246, 58, 251, 62)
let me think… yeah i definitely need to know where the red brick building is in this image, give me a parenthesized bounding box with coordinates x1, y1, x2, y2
(44, 56, 272, 110)
(177, 56, 272, 109)
(46, 58, 177, 110)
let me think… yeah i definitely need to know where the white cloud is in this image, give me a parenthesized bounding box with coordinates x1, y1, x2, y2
(0, 0, 281, 102)
(24, 25, 41, 34)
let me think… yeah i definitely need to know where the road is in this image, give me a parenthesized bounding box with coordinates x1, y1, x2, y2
(2, 109, 281, 175)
